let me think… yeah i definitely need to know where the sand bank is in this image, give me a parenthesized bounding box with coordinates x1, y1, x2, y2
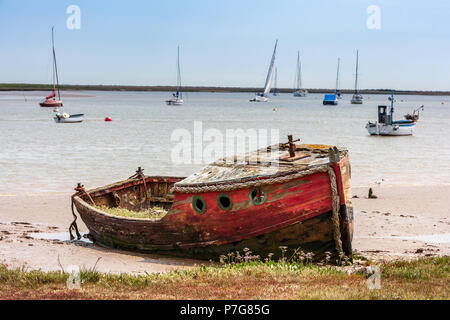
(0, 185, 448, 274)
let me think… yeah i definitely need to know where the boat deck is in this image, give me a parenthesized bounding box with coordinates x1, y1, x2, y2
(176, 144, 347, 186)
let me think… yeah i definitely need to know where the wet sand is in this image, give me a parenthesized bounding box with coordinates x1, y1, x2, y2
(0, 185, 449, 274)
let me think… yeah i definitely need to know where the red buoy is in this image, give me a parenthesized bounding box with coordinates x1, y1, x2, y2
(105, 117, 112, 122)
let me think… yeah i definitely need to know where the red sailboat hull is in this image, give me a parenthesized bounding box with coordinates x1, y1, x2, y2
(40, 99, 63, 107)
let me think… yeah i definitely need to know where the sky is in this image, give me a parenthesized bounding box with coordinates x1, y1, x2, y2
(1, 0, 450, 91)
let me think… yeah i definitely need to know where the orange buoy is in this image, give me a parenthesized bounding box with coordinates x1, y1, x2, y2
(105, 117, 112, 122)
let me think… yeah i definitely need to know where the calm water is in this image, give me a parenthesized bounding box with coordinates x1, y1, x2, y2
(1, 90, 450, 195)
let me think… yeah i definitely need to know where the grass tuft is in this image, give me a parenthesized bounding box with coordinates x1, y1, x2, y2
(95, 205, 168, 219)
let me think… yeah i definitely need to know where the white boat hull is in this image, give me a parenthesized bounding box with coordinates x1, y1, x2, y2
(166, 99, 184, 106)
(366, 122, 414, 136)
(250, 95, 269, 102)
(54, 114, 84, 123)
(351, 94, 363, 104)
(293, 90, 308, 97)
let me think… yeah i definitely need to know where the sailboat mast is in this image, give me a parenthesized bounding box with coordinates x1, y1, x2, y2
(52, 27, 61, 101)
(335, 58, 340, 92)
(354, 50, 359, 94)
(298, 51, 303, 90)
(177, 45, 182, 99)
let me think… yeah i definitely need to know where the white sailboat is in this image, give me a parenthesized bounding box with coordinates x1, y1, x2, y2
(250, 40, 278, 102)
(293, 51, 308, 97)
(166, 46, 183, 106)
(351, 50, 363, 104)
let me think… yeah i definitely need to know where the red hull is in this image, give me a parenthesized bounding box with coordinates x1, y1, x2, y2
(39, 100, 63, 107)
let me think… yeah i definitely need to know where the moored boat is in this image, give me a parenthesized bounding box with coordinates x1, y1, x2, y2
(323, 94, 338, 105)
(40, 27, 63, 108)
(293, 51, 308, 97)
(71, 136, 354, 263)
(54, 112, 84, 123)
(350, 50, 363, 104)
(366, 91, 420, 136)
(166, 46, 184, 106)
(250, 40, 277, 102)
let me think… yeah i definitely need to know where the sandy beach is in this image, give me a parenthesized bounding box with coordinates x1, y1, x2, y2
(0, 185, 448, 274)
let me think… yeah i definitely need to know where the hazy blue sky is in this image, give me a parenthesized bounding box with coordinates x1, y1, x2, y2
(1, 0, 449, 90)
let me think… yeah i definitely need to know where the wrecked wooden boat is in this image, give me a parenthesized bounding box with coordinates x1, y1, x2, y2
(71, 136, 353, 262)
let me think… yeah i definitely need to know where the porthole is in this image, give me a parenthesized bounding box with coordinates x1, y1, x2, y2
(217, 193, 232, 211)
(249, 188, 267, 205)
(192, 195, 206, 214)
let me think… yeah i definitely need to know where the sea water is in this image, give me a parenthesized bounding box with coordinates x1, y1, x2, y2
(0, 90, 449, 195)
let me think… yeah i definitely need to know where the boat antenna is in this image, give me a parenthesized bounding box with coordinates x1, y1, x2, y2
(390, 90, 394, 122)
(52, 27, 61, 101)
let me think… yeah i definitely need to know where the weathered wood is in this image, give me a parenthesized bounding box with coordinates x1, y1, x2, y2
(73, 144, 354, 262)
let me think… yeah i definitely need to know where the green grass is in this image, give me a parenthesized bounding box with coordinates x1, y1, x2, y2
(95, 205, 168, 219)
(0, 256, 448, 299)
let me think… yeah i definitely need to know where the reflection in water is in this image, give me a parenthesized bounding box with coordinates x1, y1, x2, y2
(28, 232, 92, 244)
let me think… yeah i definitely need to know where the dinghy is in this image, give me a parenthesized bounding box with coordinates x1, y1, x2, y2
(250, 40, 277, 102)
(71, 136, 354, 262)
(54, 112, 84, 123)
(166, 46, 184, 106)
(40, 27, 63, 108)
(366, 91, 419, 136)
(293, 51, 308, 97)
(350, 50, 363, 104)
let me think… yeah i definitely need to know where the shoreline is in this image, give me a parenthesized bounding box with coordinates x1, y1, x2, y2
(1, 83, 450, 96)
(0, 185, 448, 274)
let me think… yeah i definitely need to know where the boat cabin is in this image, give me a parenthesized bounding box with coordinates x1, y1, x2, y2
(377, 105, 392, 124)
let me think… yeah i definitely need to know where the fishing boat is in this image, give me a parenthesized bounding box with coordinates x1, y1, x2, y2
(323, 94, 338, 105)
(273, 68, 279, 96)
(40, 27, 63, 108)
(166, 46, 183, 106)
(250, 40, 277, 102)
(54, 112, 84, 123)
(71, 136, 354, 263)
(350, 50, 363, 104)
(366, 91, 419, 136)
(293, 51, 308, 97)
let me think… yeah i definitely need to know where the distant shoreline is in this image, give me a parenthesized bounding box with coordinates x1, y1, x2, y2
(1, 83, 449, 96)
